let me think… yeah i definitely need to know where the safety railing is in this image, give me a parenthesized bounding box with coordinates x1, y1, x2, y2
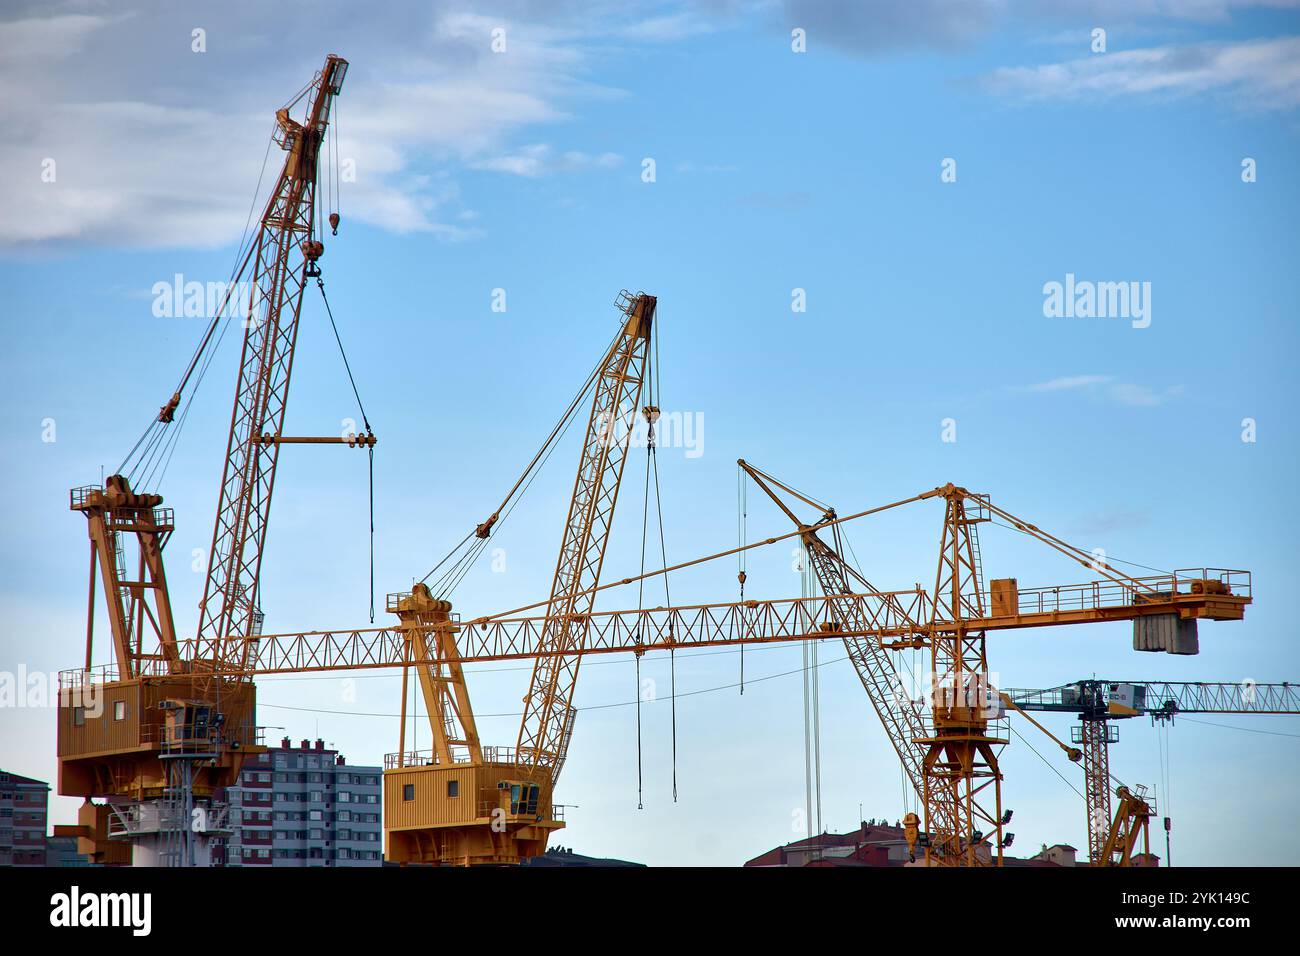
(984, 568, 1250, 618)
(475, 801, 566, 822)
(384, 744, 519, 770)
(69, 484, 101, 509)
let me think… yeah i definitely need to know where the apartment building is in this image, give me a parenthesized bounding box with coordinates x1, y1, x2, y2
(0, 769, 49, 867)
(226, 738, 382, 867)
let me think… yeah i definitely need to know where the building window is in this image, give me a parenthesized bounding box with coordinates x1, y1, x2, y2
(447, 780, 459, 798)
(113, 700, 126, 721)
(402, 783, 414, 801)
(73, 707, 85, 726)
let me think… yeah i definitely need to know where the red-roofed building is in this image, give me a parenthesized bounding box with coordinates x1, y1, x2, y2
(744, 821, 920, 867)
(744, 821, 1087, 867)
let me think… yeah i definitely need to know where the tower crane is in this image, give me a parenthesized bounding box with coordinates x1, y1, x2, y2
(49, 56, 1264, 870)
(59, 54, 360, 866)
(1002, 680, 1298, 864)
(734, 460, 1251, 866)
(196, 463, 1250, 865)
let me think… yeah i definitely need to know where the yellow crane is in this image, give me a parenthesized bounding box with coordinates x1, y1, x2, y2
(59, 54, 356, 866)
(53, 56, 1259, 870)
(734, 460, 1251, 866)
(202, 465, 1251, 865)
(383, 291, 656, 865)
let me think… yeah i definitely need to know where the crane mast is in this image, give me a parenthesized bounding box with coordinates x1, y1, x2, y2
(195, 54, 348, 669)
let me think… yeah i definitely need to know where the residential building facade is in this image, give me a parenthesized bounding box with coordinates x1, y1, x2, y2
(0, 769, 49, 866)
(226, 738, 382, 867)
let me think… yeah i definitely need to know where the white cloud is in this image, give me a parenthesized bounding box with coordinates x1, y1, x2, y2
(980, 36, 1300, 109)
(781, 0, 1300, 57)
(0, 4, 636, 249)
(1015, 375, 1186, 406)
(1022, 374, 1113, 391)
(470, 143, 622, 177)
(1108, 382, 1186, 406)
(614, 11, 719, 42)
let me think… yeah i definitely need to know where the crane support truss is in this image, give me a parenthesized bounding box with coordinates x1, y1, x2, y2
(918, 489, 1004, 866)
(70, 477, 182, 681)
(195, 54, 348, 669)
(515, 292, 655, 778)
(390, 585, 482, 767)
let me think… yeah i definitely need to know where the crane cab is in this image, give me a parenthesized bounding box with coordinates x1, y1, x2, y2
(383, 755, 564, 866)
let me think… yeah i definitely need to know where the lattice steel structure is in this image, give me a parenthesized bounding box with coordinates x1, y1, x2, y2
(516, 292, 654, 778)
(196, 55, 349, 669)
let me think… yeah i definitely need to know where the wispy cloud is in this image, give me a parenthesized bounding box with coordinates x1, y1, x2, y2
(1015, 375, 1186, 406)
(470, 144, 622, 177)
(1109, 382, 1187, 407)
(1023, 374, 1113, 392)
(781, 0, 1300, 57)
(979, 36, 1300, 110)
(0, 3, 645, 249)
(613, 10, 720, 42)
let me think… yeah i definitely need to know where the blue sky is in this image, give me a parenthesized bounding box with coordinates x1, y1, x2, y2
(1, 1, 1298, 865)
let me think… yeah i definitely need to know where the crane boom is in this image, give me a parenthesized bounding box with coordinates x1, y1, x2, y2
(125, 564, 1248, 677)
(195, 54, 348, 669)
(515, 291, 655, 779)
(1004, 680, 1298, 717)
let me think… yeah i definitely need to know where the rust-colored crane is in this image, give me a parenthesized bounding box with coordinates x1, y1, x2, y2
(59, 54, 355, 866)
